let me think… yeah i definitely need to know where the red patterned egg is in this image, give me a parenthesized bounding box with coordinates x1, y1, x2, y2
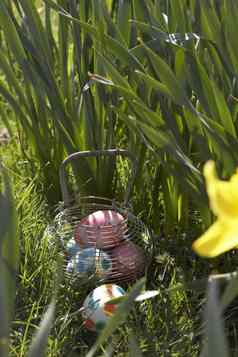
(74, 210, 127, 249)
(110, 241, 145, 281)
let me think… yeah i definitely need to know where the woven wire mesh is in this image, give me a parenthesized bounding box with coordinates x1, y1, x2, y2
(52, 195, 153, 285)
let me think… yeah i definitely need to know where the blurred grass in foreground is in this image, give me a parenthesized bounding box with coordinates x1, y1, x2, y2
(0, 163, 18, 356)
(0, 163, 56, 357)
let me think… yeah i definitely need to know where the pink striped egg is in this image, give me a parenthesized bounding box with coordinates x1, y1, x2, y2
(74, 210, 127, 250)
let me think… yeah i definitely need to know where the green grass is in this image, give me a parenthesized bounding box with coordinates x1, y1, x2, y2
(2, 1, 238, 355)
(2, 133, 238, 356)
(0, 131, 204, 356)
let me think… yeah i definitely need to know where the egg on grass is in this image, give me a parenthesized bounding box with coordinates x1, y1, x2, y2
(82, 284, 125, 331)
(74, 210, 127, 249)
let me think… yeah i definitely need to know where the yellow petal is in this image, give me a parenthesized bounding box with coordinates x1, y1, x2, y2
(204, 161, 238, 218)
(192, 219, 238, 257)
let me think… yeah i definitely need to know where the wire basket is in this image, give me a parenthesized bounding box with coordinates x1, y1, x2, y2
(53, 149, 153, 285)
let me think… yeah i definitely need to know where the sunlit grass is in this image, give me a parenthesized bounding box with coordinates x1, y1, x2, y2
(1, 0, 238, 355)
(0, 131, 203, 356)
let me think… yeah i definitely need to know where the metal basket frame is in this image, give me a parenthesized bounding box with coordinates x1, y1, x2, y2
(59, 149, 137, 208)
(55, 149, 153, 285)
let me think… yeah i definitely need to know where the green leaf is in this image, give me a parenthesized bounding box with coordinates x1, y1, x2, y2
(129, 332, 143, 357)
(132, 0, 152, 24)
(135, 70, 173, 99)
(211, 81, 236, 138)
(19, 0, 54, 67)
(27, 300, 55, 357)
(137, 121, 199, 174)
(141, 42, 188, 105)
(201, 280, 230, 357)
(117, 0, 132, 46)
(0, 164, 18, 311)
(0, 1, 27, 62)
(221, 1, 238, 71)
(221, 272, 238, 311)
(0, 165, 18, 357)
(0, 52, 30, 114)
(0, 170, 13, 243)
(0, 276, 9, 357)
(44, 3, 144, 71)
(168, 0, 186, 33)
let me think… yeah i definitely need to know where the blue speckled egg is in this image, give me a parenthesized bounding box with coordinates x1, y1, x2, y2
(66, 238, 81, 257)
(96, 250, 112, 278)
(66, 248, 96, 276)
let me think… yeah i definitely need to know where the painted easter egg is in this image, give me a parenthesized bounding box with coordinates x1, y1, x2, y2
(66, 247, 96, 276)
(95, 250, 113, 279)
(74, 210, 127, 249)
(111, 241, 145, 282)
(65, 238, 81, 257)
(82, 284, 125, 331)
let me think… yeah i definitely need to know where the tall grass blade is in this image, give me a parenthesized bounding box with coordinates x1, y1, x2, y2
(221, 273, 238, 311)
(201, 280, 230, 357)
(27, 300, 55, 357)
(0, 278, 9, 357)
(0, 164, 18, 319)
(128, 331, 143, 357)
(117, 0, 131, 47)
(141, 42, 188, 105)
(0, 165, 18, 357)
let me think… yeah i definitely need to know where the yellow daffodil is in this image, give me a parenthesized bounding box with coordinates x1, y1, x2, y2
(192, 161, 238, 257)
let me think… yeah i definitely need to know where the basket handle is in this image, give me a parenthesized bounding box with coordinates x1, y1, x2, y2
(59, 149, 138, 207)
